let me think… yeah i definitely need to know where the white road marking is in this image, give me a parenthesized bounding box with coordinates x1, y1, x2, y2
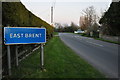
(74, 36, 79, 38)
(88, 38, 93, 40)
(86, 41, 104, 47)
(74, 36, 83, 40)
(74, 36, 103, 47)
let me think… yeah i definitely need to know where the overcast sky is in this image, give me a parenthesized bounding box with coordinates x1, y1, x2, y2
(21, 0, 112, 26)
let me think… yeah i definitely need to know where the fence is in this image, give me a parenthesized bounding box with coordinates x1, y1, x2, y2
(2, 44, 40, 77)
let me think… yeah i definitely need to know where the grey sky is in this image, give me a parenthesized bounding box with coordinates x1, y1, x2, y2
(21, 0, 112, 26)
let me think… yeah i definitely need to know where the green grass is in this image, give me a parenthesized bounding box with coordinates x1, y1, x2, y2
(11, 36, 105, 78)
(53, 32, 59, 35)
(94, 38, 120, 45)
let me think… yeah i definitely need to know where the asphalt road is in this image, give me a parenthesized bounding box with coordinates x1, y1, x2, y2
(59, 33, 119, 78)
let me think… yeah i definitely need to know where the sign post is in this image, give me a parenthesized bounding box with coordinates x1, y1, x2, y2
(15, 45, 18, 66)
(40, 43, 44, 69)
(4, 27, 46, 75)
(7, 45, 11, 76)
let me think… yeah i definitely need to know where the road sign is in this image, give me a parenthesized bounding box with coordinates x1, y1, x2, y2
(4, 27, 46, 45)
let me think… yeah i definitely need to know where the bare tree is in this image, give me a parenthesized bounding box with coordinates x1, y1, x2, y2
(83, 6, 96, 27)
(80, 16, 88, 31)
(80, 6, 98, 32)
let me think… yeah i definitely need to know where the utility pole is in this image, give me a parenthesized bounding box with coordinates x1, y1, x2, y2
(51, 6, 53, 25)
(51, 0, 56, 26)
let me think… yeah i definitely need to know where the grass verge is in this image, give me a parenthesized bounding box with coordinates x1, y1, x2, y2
(11, 36, 105, 78)
(53, 32, 59, 35)
(77, 33, 120, 45)
(94, 38, 120, 45)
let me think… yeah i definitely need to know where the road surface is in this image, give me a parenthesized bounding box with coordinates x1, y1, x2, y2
(59, 33, 119, 78)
